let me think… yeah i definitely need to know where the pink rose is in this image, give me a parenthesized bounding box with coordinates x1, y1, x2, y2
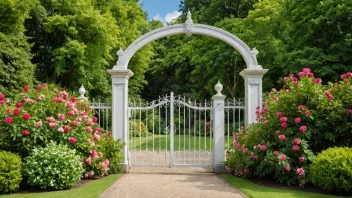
(72, 121, 78, 126)
(295, 117, 301, 123)
(305, 110, 310, 116)
(84, 173, 88, 178)
(260, 145, 267, 151)
(281, 122, 287, 128)
(273, 151, 279, 156)
(297, 168, 305, 175)
(303, 68, 310, 73)
(23, 86, 29, 92)
(36, 121, 43, 127)
(86, 157, 92, 165)
(58, 113, 65, 121)
(292, 145, 300, 152)
(235, 143, 241, 148)
(280, 154, 286, 161)
(69, 137, 77, 144)
(227, 168, 231, 173)
(275, 130, 280, 134)
(341, 74, 347, 79)
(89, 170, 94, 176)
(298, 72, 305, 77)
(243, 149, 247, 154)
(13, 108, 20, 116)
(104, 159, 110, 166)
(313, 78, 322, 84)
(15, 102, 22, 108)
(57, 127, 64, 132)
(23, 113, 30, 120)
(298, 105, 305, 110)
(46, 117, 55, 123)
(49, 122, 56, 128)
(94, 134, 100, 141)
(5, 117, 13, 124)
(252, 155, 258, 160)
(64, 125, 70, 132)
(299, 156, 305, 162)
(92, 117, 98, 122)
(348, 110, 352, 115)
(277, 112, 283, 118)
(280, 117, 288, 122)
(307, 73, 314, 78)
(22, 130, 29, 136)
(294, 138, 301, 144)
(347, 72, 352, 77)
(299, 126, 307, 132)
(279, 135, 286, 141)
(285, 166, 290, 172)
(284, 77, 289, 81)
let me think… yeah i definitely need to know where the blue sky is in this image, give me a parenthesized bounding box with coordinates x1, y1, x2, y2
(140, 0, 182, 24)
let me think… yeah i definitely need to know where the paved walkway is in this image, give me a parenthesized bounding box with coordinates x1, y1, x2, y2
(99, 166, 246, 198)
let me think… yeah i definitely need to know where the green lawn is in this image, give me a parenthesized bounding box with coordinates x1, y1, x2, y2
(2, 174, 123, 198)
(221, 174, 343, 198)
(130, 134, 234, 150)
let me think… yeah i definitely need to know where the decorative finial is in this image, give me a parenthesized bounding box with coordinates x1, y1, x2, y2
(214, 81, 223, 96)
(251, 48, 259, 57)
(116, 48, 124, 57)
(185, 9, 193, 36)
(77, 85, 88, 101)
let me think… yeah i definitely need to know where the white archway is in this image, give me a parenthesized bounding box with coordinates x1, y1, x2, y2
(107, 11, 268, 172)
(113, 23, 262, 70)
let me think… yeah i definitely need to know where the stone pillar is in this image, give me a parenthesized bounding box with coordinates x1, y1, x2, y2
(240, 69, 268, 126)
(212, 81, 226, 173)
(107, 69, 134, 172)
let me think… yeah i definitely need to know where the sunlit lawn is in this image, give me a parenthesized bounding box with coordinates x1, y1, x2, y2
(129, 134, 234, 150)
(2, 174, 123, 198)
(221, 175, 342, 198)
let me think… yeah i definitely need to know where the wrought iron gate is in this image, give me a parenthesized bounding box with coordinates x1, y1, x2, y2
(128, 92, 213, 166)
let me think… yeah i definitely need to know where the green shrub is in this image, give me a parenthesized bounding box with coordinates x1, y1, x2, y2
(0, 151, 22, 194)
(310, 147, 352, 193)
(101, 137, 124, 174)
(23, 142, 82, 190)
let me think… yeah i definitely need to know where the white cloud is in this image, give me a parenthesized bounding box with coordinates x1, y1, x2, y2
(165, 11, 181, 23)
(152, 14, 163, 22)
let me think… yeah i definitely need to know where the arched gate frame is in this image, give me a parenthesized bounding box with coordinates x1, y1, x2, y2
(107, 11, 268, 172)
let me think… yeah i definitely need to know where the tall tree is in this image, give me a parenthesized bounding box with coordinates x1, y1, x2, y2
(280, 0, 352, 81)
(0, 0, 38, 95)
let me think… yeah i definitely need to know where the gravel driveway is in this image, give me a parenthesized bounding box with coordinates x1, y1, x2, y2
(99, 166, 246, 198)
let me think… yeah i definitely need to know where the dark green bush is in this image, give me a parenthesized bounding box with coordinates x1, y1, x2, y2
(0, 151, 22, 194)
(23, 142, 82, 190)
(310, 147, 352, 193)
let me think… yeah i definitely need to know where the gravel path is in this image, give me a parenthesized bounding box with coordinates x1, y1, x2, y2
(99, 166, 246, 198)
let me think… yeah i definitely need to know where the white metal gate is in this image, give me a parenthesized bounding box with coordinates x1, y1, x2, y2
(128, 92, 213, 166)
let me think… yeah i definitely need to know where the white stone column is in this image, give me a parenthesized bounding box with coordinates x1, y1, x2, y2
(212, 81, 226, 173)
(107, 69, 134, 172)
(240, 69, 268, 126)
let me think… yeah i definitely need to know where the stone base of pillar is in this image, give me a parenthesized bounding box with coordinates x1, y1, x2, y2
(212, 165, 227, 174)
(119, 163, 129, 173)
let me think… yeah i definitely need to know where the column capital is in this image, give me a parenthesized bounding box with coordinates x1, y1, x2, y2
(107, 69, 134, 78)
(212, 95, 226, 100)
(240, 69, 268, 78)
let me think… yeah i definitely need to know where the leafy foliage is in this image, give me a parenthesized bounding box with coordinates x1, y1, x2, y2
(0, 0, 37, 96)
(23, 142, 82, 190)
(310, 147, 352, 193)
(0, 151, 22, 194)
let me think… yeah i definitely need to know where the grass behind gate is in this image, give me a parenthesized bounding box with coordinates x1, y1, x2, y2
(129, 134, 234, 151)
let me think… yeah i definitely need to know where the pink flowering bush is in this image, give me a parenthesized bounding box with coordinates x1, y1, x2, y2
(225, 69, 352, 186)
(0, 84, 124, 178)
